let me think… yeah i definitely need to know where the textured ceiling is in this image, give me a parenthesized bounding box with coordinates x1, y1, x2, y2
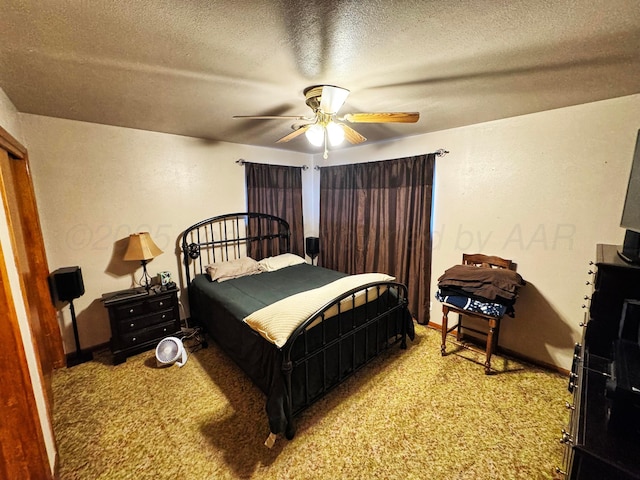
(1, 0, 640, 154)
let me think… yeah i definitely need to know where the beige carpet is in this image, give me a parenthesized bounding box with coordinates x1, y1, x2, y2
(53, 324, 568, 479)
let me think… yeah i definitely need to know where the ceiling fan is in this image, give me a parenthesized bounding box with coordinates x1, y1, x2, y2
(233, 85, 419, 159)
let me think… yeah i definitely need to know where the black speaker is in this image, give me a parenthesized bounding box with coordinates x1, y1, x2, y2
(50, 266, 85, 302)
(306, 237, 320, 257)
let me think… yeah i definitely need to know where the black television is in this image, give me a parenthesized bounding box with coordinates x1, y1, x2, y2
(619, 129, 640, 264)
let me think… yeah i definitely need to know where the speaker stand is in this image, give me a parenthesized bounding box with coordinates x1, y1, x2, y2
(66, 299, 93, 367)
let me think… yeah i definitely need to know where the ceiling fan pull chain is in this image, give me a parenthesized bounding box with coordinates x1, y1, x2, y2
(323, 128, 329, 159)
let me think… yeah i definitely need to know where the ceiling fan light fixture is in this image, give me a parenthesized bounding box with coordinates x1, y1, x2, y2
(327, 122, 345, 146)
(233, 84, 419, 158)
(320, 85, 350, 114)
(305, 123, 324, 147)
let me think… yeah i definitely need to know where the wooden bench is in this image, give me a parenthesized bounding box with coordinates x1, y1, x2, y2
(440, 254, 516, 374)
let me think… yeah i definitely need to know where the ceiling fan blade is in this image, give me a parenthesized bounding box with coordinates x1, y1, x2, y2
(233, 115, 310, 120)
(340, 124, 367, 144)
(342, 112, 420, 123)
(319, 85, 350, 114)
(276, 125, 311, 143)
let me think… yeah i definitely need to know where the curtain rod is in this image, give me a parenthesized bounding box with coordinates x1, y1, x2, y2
(434, 148, 449, 157)
(236, 159, 309, 170)
(312, 148, 450, 170)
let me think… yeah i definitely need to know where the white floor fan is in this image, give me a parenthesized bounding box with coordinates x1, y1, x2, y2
(155, 336, 188, 367)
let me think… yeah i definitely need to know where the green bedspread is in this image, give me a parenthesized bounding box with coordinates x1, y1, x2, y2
(190, 263, 348, 320)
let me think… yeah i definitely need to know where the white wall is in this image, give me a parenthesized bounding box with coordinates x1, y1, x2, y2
(0, 89, 57, 475)
(19, 114, 313, 352)
(316, 93, 640, 370)
(17, 93, 640, 372)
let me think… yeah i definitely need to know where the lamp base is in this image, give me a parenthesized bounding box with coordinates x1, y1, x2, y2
(140, 259, 153, 290)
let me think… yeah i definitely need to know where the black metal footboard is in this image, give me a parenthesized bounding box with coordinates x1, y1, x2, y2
(280, 281, 409, 439)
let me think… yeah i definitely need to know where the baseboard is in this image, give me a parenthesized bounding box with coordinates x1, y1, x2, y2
(425, 323, 570, 376)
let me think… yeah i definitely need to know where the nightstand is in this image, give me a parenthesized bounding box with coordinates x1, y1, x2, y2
(102, 287, 180, 364)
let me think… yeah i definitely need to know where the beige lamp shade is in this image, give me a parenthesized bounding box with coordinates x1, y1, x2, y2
(123, 232, 163, 261)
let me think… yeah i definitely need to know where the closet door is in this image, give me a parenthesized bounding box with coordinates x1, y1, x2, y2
(0, 126, 63, 478)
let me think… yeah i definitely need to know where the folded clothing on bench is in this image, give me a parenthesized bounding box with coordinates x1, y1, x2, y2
(435, 290, 511, 318)
(437, 264, 525, 305)
(436, 264, 526, 317)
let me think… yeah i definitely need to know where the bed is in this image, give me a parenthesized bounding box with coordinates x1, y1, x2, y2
(180, 212, 414, 443)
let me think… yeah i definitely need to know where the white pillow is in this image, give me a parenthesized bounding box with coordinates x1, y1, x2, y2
(205, 257, 261, 282)
(258, 253, 306, 272)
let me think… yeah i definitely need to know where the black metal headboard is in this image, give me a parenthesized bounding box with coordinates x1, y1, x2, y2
(180, 212, 291, 285)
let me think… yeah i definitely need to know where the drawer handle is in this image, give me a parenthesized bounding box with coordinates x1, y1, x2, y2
(132, 337, 137, 342)
(130, 323, 135, 328)
(129, 308, 134, 313)
(560, 429, 573, 445)
(159, 301, 164, 306)
(163, 328, 167, 332)
(162, 314, 166, 319)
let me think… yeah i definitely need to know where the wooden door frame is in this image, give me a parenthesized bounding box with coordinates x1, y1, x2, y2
(0, 240, 52, 479)
(1, 126, 65, 371)
(0, 124, 63, 478)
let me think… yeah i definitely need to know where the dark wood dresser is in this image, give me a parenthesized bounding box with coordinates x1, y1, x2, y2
(560, 244, 640, 479)
(102, 287, 180, 364)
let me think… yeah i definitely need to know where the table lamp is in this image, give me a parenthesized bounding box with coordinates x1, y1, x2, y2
(123, 232, 163, 290)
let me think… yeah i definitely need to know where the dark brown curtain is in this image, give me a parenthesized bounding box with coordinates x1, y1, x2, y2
(319, 154, 435, 324)
(245, 162, 305, 257)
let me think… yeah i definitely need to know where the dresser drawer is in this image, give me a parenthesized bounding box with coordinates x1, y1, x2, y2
(112, 294, 177, 320)
(113, 300, 146, 319)
(592, 267, 640, 321)
(120, 321, 177, 348)
(118, 309, 175, 333)
(147, 294, 176, 312)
